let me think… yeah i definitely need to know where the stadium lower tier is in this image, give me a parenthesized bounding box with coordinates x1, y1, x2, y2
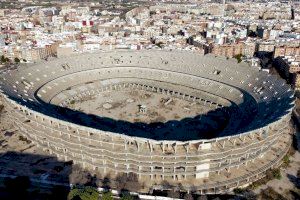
(1, 95, 292, 193)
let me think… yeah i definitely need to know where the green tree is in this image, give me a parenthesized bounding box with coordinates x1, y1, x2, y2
(233, 54, 243, 63)
(233, 187, 244, 194)
(68, 186, 99, 200)
(101, 191, 113, 200)
(14, 57, 20, 63)
(266, 168, 282, 180)
(121, 194, 134, 200)
(1, 55, 6, 63)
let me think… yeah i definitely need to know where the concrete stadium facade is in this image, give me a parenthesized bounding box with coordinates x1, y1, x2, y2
(0, 50, 295, 193)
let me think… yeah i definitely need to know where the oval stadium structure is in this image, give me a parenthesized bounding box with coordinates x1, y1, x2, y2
(0, 50, 295, 193)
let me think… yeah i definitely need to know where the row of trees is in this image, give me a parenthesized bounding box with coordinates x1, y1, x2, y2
(68, 188, 137, 200)
(68, 165, 141, 200)
(0, 55, 26, 64)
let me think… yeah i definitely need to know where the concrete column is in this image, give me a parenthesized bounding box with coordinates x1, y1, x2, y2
(249, 133, 254, 140)
(148, 142, 153, 152)
(124, 140, 127, 150)
(136, 141, 140, 152)
(186, 144, 190, 153)
(138, 166, 142, 179)
(233, 139, 236, 145)
(197, 142, 202, 151)
(150, 166, 154, 180)
(173, 143, 177, 154)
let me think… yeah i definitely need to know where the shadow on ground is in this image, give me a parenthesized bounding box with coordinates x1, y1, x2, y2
(0, 151, 71, 200)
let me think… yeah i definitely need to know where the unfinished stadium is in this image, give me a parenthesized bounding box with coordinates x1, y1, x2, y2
(0, 50, 295, 193)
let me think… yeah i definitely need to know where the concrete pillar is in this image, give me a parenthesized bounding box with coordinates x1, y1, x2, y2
(173, 143, 177, 154)
(148, 142, 153, 152)
(233, 139, 236, 145)
(222, 140, 226, 148)
(186, 144, 190, 153)
(138, 166, 142, 179)
(249, 133, 254, 140)
(136, 141, 140, 152)
(124, 140, 127, 150)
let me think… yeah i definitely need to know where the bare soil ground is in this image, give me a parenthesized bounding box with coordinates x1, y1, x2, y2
(65, 88, 229, 140)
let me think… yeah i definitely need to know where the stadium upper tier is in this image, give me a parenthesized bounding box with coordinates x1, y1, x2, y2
(0, 50, 294, 142)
